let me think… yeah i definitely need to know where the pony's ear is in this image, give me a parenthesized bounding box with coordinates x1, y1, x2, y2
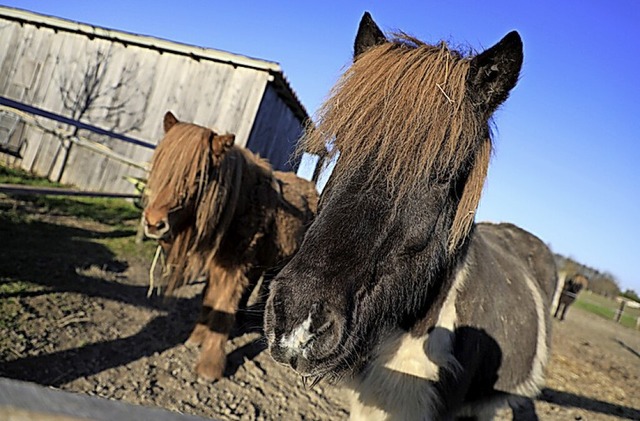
(163, 111, 179, 133)
(468, 31, 523, 114)
(211, 133, 235, 157)
(354, 12, 387, 58)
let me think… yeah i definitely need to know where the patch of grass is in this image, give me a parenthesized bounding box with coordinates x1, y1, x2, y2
(1, 164, 140, 225)
(0, 278, 33, 330)
(99, 228, 158, 262)
(574, 299, 616, 319)
(0, 278, 35, 295)
(29, 196, 140, 225)
(0, 165, 65, 187)
(1, 165, 153, 284)
(574, 294, 639, 329)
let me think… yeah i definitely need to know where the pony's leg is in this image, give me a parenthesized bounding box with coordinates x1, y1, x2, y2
(560, 302, 570, 321)
(455, 407, 497, 421)
(553, 303, 560, 318)
(237, 267, 266, 309)
(235, 268, 265, 333)
(196, 268, 248, 381)
(510, 397, 540, 421)
(186, 281, 212, 347)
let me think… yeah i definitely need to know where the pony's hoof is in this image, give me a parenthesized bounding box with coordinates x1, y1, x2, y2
(186, 323, 208, 347)
(195, 359, 225, 382)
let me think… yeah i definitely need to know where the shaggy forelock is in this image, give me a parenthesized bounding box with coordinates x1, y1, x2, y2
(145, 122, 245, 293)
(301, 34, 491, 252)
(146, 123, 212, 209)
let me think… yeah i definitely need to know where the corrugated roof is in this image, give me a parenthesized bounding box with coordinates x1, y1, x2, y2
(0, 6, 309, 123)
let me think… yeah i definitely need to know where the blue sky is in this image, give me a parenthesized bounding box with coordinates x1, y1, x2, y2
(3, 1, 639, 293)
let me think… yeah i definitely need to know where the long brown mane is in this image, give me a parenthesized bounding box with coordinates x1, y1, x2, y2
(301, 34, 491, 251)
(146, 122, 272, 292)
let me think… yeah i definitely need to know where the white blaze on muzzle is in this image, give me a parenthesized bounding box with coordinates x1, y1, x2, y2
(279, 313, 314, 355)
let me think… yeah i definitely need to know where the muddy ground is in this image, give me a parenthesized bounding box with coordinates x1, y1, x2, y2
(0, 198, 639, 420)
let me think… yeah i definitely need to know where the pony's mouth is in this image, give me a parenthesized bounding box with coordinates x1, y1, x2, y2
(144, 227, 169, 240)
(268, 330, 356, 382)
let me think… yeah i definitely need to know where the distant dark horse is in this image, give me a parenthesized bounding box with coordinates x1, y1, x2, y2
(144, 112, 317, 380)
(554, 274, 588, 321)
(265, 13, 558, 420)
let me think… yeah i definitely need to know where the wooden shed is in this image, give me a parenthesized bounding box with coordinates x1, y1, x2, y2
(0, 6, 309, 194)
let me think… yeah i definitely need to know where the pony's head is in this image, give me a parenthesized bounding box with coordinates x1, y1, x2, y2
(143, 112, 235, 241)
(567, 274, 588, 294)
(265, 13, 523, 381)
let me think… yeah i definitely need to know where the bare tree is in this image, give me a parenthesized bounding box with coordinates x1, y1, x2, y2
(49, 46, 150, 182)
(589, 272, 620, 297)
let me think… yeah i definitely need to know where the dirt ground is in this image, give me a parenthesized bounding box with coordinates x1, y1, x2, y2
(0, 202, 639, 420)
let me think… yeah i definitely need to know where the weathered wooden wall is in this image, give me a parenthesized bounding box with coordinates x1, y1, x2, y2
(247, 85, 305, 171)
(0, 7, 307, 194)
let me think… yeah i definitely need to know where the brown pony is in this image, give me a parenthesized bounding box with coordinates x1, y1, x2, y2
(143, 112, 318, 380)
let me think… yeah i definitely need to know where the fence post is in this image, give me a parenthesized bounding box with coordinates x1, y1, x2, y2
(614, 300, 626, 323)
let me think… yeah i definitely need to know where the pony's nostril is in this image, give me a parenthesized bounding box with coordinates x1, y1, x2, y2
(289, 355, 298, 370)
(309, 301, 334, 334)
(143, 216, 170, 239)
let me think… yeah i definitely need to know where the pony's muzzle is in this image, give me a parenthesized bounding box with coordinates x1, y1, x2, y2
(143, 211, 170, 240)
(268, 301, 344, 375)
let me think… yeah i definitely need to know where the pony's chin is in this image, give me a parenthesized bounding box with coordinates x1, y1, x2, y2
(294, 348, 359, 382)
(291, 362, 341, 385)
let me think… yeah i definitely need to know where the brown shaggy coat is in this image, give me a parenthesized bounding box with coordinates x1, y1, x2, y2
(144, 112, 317, 380)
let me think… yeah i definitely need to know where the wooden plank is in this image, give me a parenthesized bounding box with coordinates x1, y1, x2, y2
(18, 30, 66, 173)
(0, 183, 139, 199)
(246, 84, 304, 171)
(0, 20, 23, 93)
(214, 67, 269, 147)
(0, 377, 213, 421)
(0, 21, 20, 86)
(192, 61, 233, 128)
(29, 31, 91, 177)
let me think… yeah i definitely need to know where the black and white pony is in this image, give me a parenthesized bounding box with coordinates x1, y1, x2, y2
(265, 12, 558, 420)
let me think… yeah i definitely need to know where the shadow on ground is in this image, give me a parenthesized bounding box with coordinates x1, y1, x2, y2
(0, 212, 266, 387)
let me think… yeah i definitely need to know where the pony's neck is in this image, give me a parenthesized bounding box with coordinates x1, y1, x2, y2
(236, 147, 277, 184)
(397, 180, 475, 336)
(204, 147, 280, 264)
(408, 230, 474, 337)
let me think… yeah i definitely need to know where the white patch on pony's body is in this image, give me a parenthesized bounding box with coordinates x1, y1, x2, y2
(513, 274, 549, 397)
(383, 334, 440, 381)
(280, 314, 313, 357)
(347, 263, 468, 421)
(348, 331, 441, 421)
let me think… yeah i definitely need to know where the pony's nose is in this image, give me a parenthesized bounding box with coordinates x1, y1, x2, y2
(275, 301, 340, 358)
(143, 212, 170, 239)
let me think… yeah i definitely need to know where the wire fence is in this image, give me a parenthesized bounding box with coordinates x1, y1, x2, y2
(575, 290, 640, 330)
(0, 96, 151, 199)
